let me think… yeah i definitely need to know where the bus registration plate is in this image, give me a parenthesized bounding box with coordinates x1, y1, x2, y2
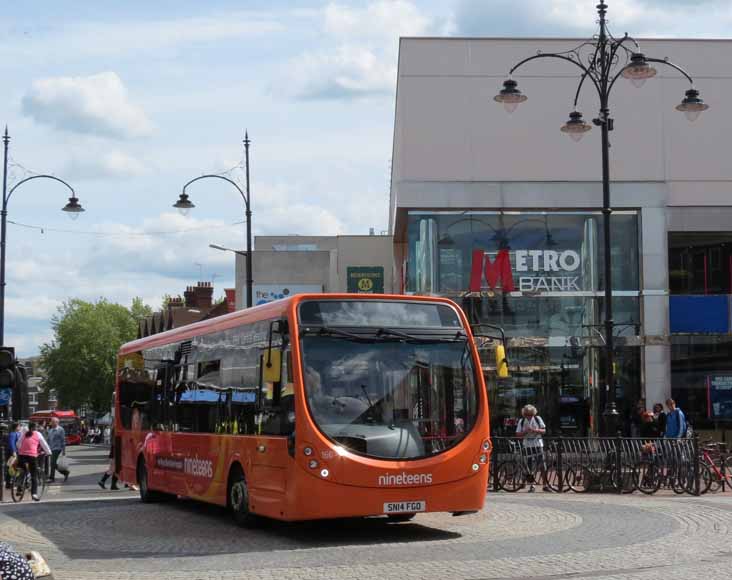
(383, 501, 426, 514)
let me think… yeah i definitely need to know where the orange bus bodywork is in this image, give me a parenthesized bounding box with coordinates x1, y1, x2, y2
(116, 294, 491, 521)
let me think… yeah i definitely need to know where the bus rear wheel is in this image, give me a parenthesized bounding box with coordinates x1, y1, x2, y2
(137, 458, 170, 503)
(228, 468, 259, 527)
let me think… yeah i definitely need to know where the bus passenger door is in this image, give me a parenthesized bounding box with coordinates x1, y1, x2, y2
(250, 338, 294, 517)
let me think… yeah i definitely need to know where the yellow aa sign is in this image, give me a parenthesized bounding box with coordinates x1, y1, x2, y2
(357, 278, 374, 292)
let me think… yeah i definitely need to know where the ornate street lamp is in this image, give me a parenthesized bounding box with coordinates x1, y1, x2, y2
(493, 0, 709, 435)
(173, 132, 253, 308)
(0, 128, 85, 345)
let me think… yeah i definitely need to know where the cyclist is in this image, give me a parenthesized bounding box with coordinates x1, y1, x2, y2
(16, 422, 51, 501)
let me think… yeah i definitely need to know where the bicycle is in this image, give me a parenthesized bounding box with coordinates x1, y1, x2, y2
(495, 440, 560, 492)
(10, 457, 48, 502)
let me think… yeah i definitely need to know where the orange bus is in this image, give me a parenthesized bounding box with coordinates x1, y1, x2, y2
(115, 294, 492, 524)
(29, 410, 82, 445)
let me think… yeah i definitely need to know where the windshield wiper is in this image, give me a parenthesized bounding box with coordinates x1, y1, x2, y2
(301, 326, 375, 342)
(376, 328, 467, 342)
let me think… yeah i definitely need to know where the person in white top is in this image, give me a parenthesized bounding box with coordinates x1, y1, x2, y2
(515, 404, 548, 492)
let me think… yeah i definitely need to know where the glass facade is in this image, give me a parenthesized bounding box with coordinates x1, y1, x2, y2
(405, 211, 642, 435)
(671, 336, 732, 431)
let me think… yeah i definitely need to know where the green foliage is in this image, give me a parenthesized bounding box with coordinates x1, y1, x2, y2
(40, 297, 151, 413)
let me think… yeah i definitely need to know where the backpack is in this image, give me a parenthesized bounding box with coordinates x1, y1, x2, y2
(519, 416, 545, 431)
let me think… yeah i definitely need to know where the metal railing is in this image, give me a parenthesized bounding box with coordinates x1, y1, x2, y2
(489, 435, 730, 495)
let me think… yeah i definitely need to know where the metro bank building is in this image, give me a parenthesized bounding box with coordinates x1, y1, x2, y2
(389, 37, 732, 437)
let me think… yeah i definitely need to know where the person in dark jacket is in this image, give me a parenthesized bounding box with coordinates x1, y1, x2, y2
(653, 403, 666, 436)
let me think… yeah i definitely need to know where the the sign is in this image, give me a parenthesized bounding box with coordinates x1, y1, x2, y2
(0, 388, 10, 406)
(253, 284, 322, 306)
(347, 266, 384, 294)
(707, 375, 732, 420)
(468, 248, 582, 294)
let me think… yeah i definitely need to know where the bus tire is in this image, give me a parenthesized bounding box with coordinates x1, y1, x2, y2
(387, 513, 416, 522)
(137, 457, 169, 503)
(228, 465, 259, 527)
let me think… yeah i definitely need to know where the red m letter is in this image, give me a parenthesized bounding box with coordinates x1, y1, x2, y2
(469, 249, 514, 292)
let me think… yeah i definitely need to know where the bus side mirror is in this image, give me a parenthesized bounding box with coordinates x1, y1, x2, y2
(495, 344, 509, 378)
(263, 349, 282, 383)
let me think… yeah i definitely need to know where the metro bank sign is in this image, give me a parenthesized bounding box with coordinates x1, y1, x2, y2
(469, 248, 581, 293)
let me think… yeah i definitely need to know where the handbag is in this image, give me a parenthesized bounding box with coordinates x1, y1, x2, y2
(56, 454, 70, 474)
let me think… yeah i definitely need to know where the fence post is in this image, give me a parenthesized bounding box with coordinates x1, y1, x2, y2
(0, 445, 4, 502)
(693, 432, 700, 496)
(615, 434, 623, 494)
(557, 436, 563, 493)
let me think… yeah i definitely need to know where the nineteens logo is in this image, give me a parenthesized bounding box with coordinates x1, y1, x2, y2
(184, 456, 214, 479)
(378, 472, 433, 486)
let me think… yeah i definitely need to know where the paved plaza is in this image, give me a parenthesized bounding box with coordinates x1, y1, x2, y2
(0, 446, 731, 580)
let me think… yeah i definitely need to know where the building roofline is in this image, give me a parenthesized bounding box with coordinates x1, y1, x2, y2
(399, 36, 732, 43)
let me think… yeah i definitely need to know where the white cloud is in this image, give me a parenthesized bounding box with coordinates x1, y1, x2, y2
(283, 1, 435, 101)
(22, 72, 154, 139)
(452, 0, 732, 37)
(6, 297, 61, 321)
(0, 12, 286, 64)
(64, 150, 149, 180)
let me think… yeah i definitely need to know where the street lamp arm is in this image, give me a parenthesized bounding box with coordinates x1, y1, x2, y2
(572, 69, 594, 108)
(509, 53, 602, 98)
(181, 174, 249, 207)
(607, 56, 694, 98)
(6, 174, 75, 206)
(607, 34, 640, 73)
(644, 57, 695, 85)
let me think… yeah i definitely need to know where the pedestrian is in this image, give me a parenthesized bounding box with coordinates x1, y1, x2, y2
(5, 422, 21, 489)
(515, 404, 549, 492)
(664, 398, 687, 438)
(103, 426, 111, 446)
(639, 410, 660, 438)
(17, 422, 51, 501)
(98, 434, 119, 490)
(47, 417, 70, 483)
(630, 399, 646, 438)
(652, 403, 666, 435)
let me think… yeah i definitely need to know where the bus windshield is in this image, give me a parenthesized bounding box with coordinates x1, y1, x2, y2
(301, 334, 478, 460)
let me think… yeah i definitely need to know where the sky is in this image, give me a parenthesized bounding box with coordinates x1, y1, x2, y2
(1, 0, 729, 356)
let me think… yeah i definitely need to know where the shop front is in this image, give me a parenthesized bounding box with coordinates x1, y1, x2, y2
(405, 210, 643, 435)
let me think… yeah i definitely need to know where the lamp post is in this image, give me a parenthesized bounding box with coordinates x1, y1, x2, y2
(1, 128, 85, 346)
(493, 1, 708, 434)
(174, 133, 253, 308)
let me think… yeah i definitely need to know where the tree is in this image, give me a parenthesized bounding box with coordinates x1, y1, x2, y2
(40, 297, 151, 413)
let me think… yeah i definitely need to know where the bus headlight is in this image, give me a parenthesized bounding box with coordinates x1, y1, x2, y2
(482, 440, 492, 452)
(472, 463, 480, 472)
(303, 447, 313, 456)
(308, 459, 319, 469)
(479, 454, 488, 464)
(320, 468, 330, 478)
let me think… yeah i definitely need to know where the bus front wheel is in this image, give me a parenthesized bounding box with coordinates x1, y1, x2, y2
(228, 467, 259, 527)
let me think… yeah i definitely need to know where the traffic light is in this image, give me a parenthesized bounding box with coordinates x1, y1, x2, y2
(0, 346, 15, 389)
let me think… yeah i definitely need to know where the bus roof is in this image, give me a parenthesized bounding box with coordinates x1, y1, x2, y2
(119, 293, 463, 354)
(30, 410, 78, 419)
